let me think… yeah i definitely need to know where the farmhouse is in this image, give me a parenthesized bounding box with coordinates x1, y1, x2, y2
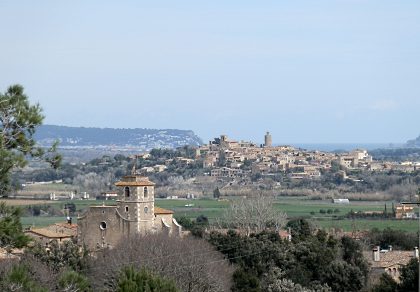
(395, 205, 416, 219)
(25, 222, 77, 246)
(365, 246, 417, 283)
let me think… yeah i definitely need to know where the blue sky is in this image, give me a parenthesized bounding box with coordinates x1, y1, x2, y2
(1, 1, 419, 144)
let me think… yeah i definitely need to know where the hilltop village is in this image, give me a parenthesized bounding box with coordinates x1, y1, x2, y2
(138, 132, 418, 182)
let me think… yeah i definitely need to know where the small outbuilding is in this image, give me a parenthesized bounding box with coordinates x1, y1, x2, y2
(332, 198, 350, 204)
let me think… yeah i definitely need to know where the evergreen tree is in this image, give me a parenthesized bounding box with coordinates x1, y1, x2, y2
(232, 269, 260, 292)
(58, 270, 91, 292)
(0, 84, 61, 196)
(371, 273, 398, 292)
(0, 264, 46, 292)
(213, 187, 221, 199)
(117, 266, 179, 292)
(398, 258, 418, 292)
(0, 202, 30, 248)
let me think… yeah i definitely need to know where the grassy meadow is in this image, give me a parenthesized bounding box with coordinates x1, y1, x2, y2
(3, 195, 419, 232)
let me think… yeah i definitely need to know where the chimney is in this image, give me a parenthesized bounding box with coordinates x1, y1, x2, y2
(415, 247, 419, 258)
(373, 246, 380, 262)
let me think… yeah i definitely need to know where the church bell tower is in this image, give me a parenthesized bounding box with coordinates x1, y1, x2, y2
(114, 174, 155, 233)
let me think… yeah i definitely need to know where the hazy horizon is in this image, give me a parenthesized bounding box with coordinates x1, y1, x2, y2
(1, 1, 419, 144)
(39, 124, 407, 146)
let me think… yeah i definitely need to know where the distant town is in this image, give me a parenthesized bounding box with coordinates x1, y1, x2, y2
(141, 132, 418, 179)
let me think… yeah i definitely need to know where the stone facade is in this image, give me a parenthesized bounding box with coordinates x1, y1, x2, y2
(264, 131, 272, 147)
(77, 175, 181, 250)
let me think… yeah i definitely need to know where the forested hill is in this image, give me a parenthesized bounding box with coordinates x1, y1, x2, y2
(406, 135, 420, 147)
(35, 125, 203, 149)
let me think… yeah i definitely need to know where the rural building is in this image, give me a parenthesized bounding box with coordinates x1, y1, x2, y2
(77, 174, 181, 250)
(332, 198, 350, 204)
(25, 222, 77, 246)
(210, 167, 243, 178)
(96, 191, 118, 200)
(395, 205, 416, 219)
(365, 246, 417, 282)
(339, 156, 358, 168)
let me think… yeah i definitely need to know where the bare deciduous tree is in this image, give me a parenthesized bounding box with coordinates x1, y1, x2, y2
(221, 195, 287, 236)
(73, 172, 109, 195)
(0, 254, 59, 291)
(89, 233, 233, 292)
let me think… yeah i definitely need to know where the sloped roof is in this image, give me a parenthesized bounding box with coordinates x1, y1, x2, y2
(115, 176, 155, 187)
(154, 207, 174, 215)
(26, 228, 74, 239)
(364, 250, 415, 269)
(115, 181, 155, 187)
(54, 222, 78, 230)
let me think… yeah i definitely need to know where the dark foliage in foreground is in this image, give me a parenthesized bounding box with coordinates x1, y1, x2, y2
(208, 219, 369, 292)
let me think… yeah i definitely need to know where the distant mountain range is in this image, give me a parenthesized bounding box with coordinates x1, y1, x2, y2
(406, 135, 420, 148)
(35, 125, 203, 150)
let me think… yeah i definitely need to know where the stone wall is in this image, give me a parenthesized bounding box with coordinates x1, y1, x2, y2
(78, 206, 128, 249)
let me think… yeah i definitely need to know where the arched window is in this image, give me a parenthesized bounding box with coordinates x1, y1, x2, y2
(124, 187, 130, 197)
(144, 187, 148, 198)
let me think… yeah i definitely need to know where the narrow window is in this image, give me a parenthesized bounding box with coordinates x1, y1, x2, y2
(144, 206, 149, 214)
(144, 187, 148, 198)
(124, 187, 130, 197)
(125, 206, 129, 212)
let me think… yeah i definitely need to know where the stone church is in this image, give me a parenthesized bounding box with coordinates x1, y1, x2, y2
(78, 174, 181, 250)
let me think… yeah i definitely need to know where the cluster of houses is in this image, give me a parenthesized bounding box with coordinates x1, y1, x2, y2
(135, 133, 419, 181)
(198, 134, 420, 178)
(201, 134, 326, 179)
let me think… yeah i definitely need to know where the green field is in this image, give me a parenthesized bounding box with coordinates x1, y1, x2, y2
(156, 198, 229, 220)
(11, 197, 420, 232)
(22, 216, 77, 227)
(273, 197, 387, 217)
(156, 197, 390, 220)
(158, 198, 418, 232)
(314, 218, 418, 232)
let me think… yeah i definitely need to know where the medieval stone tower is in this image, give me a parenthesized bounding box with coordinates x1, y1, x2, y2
(78, 174, 181, 250)
(115, 175, 156, 233)
(264, 131, 272, 147)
